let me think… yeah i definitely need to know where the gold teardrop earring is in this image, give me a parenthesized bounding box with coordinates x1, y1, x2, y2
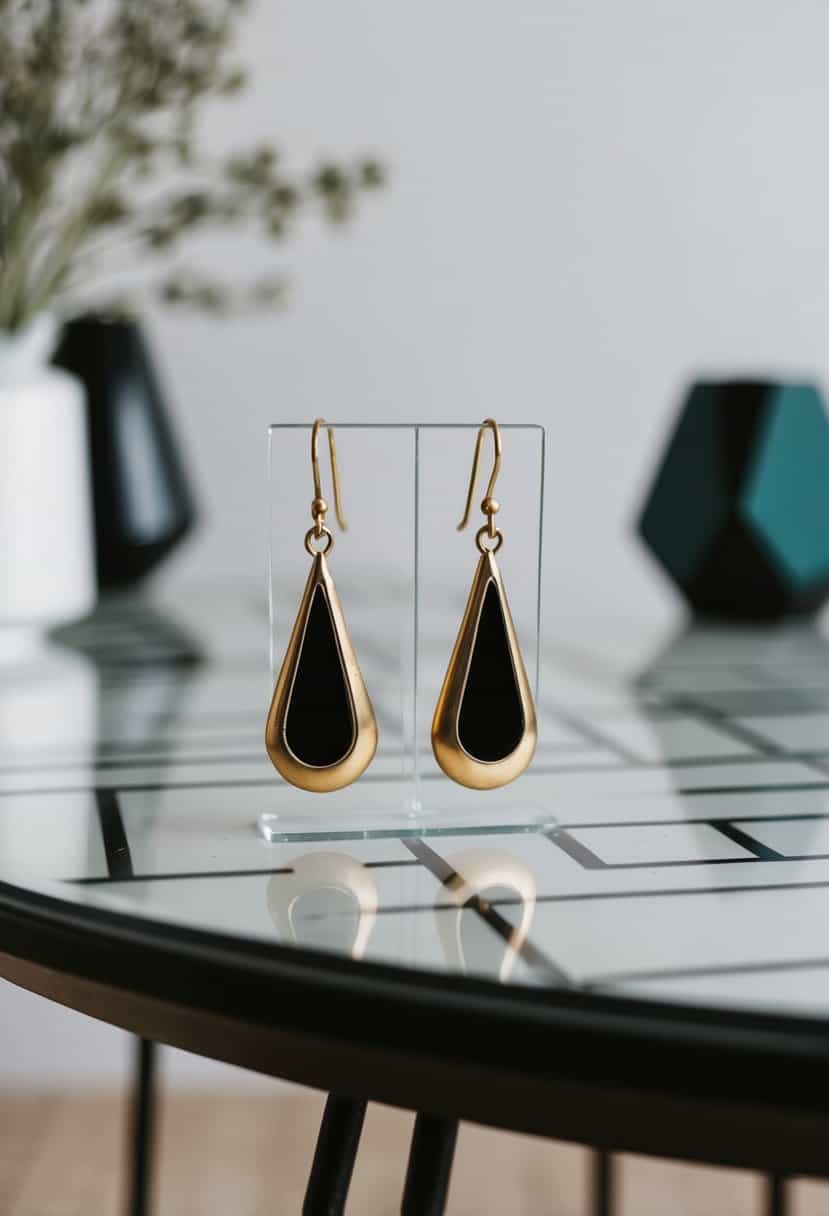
(265, 419, 378, 792)
(431, 419, 537, 789)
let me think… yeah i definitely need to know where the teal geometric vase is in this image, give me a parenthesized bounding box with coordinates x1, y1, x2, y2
(638, 381, 829, 620)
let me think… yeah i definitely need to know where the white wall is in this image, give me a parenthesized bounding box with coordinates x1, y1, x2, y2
(7, 0, 829, 1087)
(151, 0, 829, 634)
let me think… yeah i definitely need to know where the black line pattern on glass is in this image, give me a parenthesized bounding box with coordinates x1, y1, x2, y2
(655, 690, 829, 785)
(545, 819, 829, 870)
(69, 859, 420, 886)
(371, 875, 829, 916)
(555, 812, 829, 831)
(95, 790, 133, 880)
(708, 821, 785, 861)
(542, 709, 643, 764)
(547, 829, 606, 870)
(81, 838, 829, 886)
(661, 694, 785, 758)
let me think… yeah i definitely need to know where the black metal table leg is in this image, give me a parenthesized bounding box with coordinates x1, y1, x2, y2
(592, 1150, 615, 1216)
(765, 1173, 789, 1216)
(303, 1095, 368, 1216)
(126, 1037, 158, 1216)
(401, 1114, 459, 1216)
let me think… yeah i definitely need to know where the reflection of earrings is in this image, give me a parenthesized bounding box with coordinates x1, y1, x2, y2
(437, 850, 536, 981)
(431, 419, 537, 789)
(267, 852, 378, 957)
(265, 419, 378, 791)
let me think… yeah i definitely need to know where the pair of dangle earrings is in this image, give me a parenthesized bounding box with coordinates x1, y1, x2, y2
(265, 418, 537, 792)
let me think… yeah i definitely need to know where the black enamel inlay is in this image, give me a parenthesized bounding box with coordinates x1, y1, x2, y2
(457, 580, 524, 762)
(285, 585, 355, 766)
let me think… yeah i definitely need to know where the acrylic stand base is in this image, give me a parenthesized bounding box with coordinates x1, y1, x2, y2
(257, 799, 557, 845)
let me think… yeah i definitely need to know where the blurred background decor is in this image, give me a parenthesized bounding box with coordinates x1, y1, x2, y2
(638, 381, 829, 621)
(0, 0, 383, 607)
(0, 312, 94, 649)
(53, 315, 196, 589)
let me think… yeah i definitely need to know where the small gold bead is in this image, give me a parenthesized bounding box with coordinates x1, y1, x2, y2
(481, 496, 500, 515)
(311, 497, 328, 519)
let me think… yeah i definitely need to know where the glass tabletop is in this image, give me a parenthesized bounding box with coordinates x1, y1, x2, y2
(4, 589, 829, 1023)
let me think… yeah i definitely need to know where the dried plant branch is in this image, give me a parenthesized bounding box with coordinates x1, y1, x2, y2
(0, 0, 384, 329)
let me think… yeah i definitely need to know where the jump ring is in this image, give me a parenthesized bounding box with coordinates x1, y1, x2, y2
(476, 525, 503, 554)
(305, 526, 334, 556)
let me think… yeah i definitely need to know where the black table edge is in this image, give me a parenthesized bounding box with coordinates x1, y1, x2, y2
(2, 875, 829, 1176)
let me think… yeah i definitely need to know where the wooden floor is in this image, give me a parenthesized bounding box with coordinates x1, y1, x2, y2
(2, 1088, 829, 1215)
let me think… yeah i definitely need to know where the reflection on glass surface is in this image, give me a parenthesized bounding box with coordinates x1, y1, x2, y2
(638, 621, 829, 707)
(0, 639, 98, 757)
(267, 852, 378, 958)
(61, 600, 205, 859)
(0, 599, 208, 883)
(55, 598, 205, 673)
(437, 851, 536, 982)
(63, 603, 204, 752)
(0, 641, 99, 876)
(636, 622, 829, 854)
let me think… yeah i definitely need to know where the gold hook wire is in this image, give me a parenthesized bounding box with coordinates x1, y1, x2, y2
(311, 418, 348, 534)
(457, 418, 502, 533)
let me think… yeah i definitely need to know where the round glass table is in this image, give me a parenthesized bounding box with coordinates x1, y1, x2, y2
(3, 596, 829, 1215)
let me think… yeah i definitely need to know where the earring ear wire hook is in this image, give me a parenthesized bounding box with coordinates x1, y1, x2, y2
(311, 418, 348, 534)
(457, 418, 502, 534)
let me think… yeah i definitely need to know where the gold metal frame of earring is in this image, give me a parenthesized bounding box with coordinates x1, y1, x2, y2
(431, 419, 537, 790)
(265, 419, 378, 792)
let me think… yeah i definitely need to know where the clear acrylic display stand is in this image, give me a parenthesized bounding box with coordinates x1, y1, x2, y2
(258, 424, 551, 842)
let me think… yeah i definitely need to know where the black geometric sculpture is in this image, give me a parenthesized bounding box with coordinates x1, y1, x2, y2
(638, 381, 829, 620)
(53, 315, 196, 589)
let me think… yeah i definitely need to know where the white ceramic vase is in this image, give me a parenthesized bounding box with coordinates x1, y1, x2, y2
(0, 315, 95, 655)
